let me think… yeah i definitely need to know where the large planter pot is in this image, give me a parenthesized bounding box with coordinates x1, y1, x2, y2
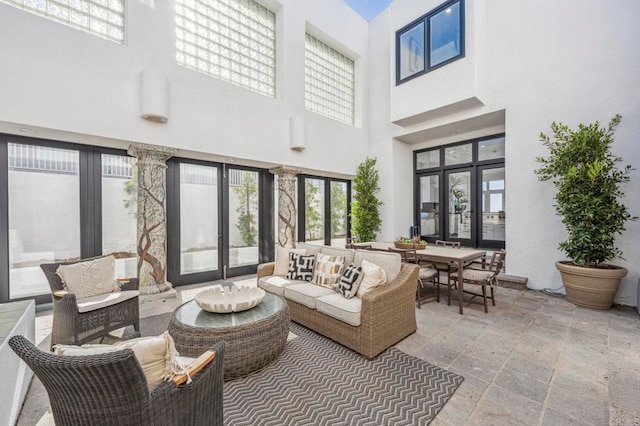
(556, 261, 627, 310)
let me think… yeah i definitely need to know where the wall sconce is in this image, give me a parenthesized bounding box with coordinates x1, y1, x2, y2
(140, 69, 169, 123)
(289, 115, 306, 151)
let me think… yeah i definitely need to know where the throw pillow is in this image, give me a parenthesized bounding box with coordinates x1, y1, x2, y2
(54, 331, 184, 390)
(338, 263, 364, 299)
(273, 246, 307, 276)
(312, 253, 345, 289)
(286, 253, 315, 281)
(56, 255, 119, 299)
(356, 259, 387, 297)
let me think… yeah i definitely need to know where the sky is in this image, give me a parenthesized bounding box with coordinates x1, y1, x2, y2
(343, 0, 393, 21)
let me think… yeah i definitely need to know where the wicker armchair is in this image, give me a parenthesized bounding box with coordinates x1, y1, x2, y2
(40, 255, 140, 349)
(9, 335, 224, 426)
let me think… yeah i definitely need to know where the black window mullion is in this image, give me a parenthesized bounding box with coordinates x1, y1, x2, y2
(79, 148, 100, 259)
(297, 176, 306, 243)
(165, 159, 180, 285)
(221, 164, 230, 280)
(259, 170, 274, 263)
(0, 139, 9, 303)
(324, 178, 332, 245)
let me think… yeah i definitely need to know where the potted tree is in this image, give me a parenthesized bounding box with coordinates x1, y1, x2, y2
(351, 157, 383, 242)
(535, 114, 636, 309)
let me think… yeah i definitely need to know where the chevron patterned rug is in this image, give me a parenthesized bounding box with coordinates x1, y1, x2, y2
(224, 323, 464, 426)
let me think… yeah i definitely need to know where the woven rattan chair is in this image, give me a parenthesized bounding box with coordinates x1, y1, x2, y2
(9, 335, 224, 426)
(389, 247, 439, 307)
(449, 250, 506, 313)
(40, 255, 140, 349)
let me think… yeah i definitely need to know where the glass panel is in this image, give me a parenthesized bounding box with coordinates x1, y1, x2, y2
(229, 169, 260, 267)
(101, 154, 137, 278)
(330, 181, 347, 247)
(416, 150, 440, 169)
(180, 163, 219, 274)
(444, 143, 472, 165)
(8, 143, 80, 299)
(419, 175, 439, 237)
(304, 178, 325, 245)
(175, 0, 276, 97)
(448, 171, 471, 239)
(478, 137, 506, 161)
(2, 0, 125, 43)
(481, 167, 505, 241)
(305, 33, 355, 125)
(398, 21, 425, 80)
(429, 1, 461, 67)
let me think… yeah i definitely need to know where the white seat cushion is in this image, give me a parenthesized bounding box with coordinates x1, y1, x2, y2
(354, 251, 401, 282)
(76, 290, 139, 313)
(259, 276, 306, 296)
(283, 283, 336, 309)
(57, 255, 119, 298)
(319, 246, 355, 265)
(316, 293, 362, 327)
(451, 269, 496, 284)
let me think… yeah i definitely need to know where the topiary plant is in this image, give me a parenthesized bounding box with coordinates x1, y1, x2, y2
(535, 114, 636, 267)
(350, 157, 383, 242)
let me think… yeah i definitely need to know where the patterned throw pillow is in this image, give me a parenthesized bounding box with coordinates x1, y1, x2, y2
(56, 255, 119, 299)
(338, 263, 364, 299)
(312, 253, 345, 289)
(286, 253, 315, 281)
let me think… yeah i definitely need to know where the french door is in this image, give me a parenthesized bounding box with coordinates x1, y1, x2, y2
(444, 168, 473, 247)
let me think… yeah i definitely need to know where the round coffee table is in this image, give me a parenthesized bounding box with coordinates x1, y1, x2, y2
(168, 292, 290, 380)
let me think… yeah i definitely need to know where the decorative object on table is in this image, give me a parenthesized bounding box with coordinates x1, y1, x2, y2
(535, 114, 636, 309)
(195, 286, 266, 313)
(350, 157, 383, 242)
(394, 235, 427, 250)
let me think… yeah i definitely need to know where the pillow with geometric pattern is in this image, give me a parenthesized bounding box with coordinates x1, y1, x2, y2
(286, 253, 315, 281)
(338, 263, 364, 299)
(311, 253, 345, 289)
(56, 255, 119, 299)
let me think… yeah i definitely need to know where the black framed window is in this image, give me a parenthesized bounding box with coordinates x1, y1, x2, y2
(396, 0, 465, 84)
(414, 134, 505, 249)
(297, 175, 351, 247)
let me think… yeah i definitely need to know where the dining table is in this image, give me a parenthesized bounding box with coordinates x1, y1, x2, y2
(356, 241, 486, 314)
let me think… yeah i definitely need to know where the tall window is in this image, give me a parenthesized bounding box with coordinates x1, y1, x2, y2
(1, 0, 125, 43)
(414, 135, 504, 249)
(176, 0, 276, 98)
(396, 0, 464, 84)
(305, 33, 355, 125)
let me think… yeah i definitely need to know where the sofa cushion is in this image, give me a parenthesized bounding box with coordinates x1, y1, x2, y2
(295, 242, 322, 256)
(54, 331, 182, 390)
(357, 259, 387, 297)
(286, 253, 315, 281)
(316, 293, 362, 327)
(76, 290, 139, 313)
(319, 246, 355, 265)
(354, 250, 401, 282)
(274, 246, 307, 276)
(56, 255, 119, 299)
(284, 283, 336, 309)
(312, 253, 345, 289)
(259, 276, 306, 296)
(338, 264, 364, 299)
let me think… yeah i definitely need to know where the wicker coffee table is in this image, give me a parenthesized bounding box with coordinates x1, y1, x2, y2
(168, 292, 290, 380)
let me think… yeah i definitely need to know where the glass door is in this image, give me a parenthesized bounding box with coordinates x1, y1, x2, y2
(417, 174, 440, 241)
(445, 169, 473, 246)
(478, 166, 506, 248)
(226, 167, 260, 276)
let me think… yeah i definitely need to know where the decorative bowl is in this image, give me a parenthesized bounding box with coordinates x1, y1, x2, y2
(195, 286, 266, 313)
(394, 240, 427, 250)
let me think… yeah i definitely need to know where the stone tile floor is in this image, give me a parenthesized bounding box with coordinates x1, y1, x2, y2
(16, 277, 640, 426)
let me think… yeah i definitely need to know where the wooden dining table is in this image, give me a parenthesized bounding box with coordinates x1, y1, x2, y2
(357, 242, 486, 314)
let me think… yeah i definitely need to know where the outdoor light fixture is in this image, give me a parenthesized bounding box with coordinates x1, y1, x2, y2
(289, 115, 306, 151)
(140, 69, 169, 123)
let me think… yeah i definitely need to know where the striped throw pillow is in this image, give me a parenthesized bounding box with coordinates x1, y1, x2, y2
(312, 253, 345, 289)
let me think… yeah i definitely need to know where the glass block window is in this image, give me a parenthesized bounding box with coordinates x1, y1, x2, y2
(1, 0, 125, 44)
(175, 0, 276, 98)
(305, 33, 355, 126)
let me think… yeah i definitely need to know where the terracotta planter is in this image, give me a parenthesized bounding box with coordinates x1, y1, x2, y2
(556, 261, 627, 310)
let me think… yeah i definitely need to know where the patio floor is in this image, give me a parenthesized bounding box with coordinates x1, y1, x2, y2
(16, 277, 640, 425)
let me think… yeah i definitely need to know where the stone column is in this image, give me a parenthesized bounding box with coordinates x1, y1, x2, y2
(270, 166, 302, 248)
(127, 143, 176, 295)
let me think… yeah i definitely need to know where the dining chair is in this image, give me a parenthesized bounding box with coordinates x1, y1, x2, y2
(449, 250, 506, 313)
(389, 247, 439, 307)
(432, 240, 462, 300)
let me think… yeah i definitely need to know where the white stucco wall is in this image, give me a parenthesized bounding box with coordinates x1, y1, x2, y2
(0, 0, 368, 177)
(373, 0, 640, 305)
